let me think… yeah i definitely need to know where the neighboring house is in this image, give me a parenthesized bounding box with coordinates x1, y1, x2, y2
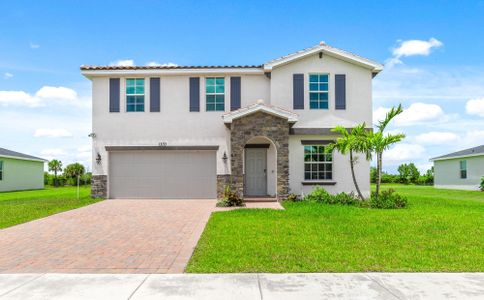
(0, 148, 46, 192)
(81, 42, 383, 200)
(431, 145, 484, 191)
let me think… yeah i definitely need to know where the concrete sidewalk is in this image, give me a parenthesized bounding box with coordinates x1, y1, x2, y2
(0, 273, 482, 299)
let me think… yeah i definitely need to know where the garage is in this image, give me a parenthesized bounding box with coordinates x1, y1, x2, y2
(107, 147, 217, 199)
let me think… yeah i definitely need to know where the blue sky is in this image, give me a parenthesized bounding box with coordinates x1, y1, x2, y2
(1, 0, 484, 173)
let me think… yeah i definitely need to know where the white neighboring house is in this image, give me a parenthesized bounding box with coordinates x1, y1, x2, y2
(81, 42, 383, 200)
(431, 145, 484, 191)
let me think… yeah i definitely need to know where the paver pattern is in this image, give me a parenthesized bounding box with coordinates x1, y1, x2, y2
(0, 199, 216, 274)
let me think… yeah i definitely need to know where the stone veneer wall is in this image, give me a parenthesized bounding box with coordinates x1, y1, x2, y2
(91, 175, 107, 198)
(230, 111, 290, 199)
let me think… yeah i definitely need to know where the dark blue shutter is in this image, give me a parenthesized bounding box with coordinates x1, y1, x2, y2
(293, 74, 304, 109)
(335, 74, 346, 110)
(189, 77, 200, 112)
(230, 77, 241, 111)
(150, 78, 160, 112)
(109, 78, 120, 112)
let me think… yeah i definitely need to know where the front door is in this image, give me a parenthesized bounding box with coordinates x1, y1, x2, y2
(245, 148, 267, 196)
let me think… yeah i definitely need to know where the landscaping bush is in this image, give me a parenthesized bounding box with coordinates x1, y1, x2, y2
(216, 186, 244, 207)
(303, 187, 359, 206)
(369, 188, 407, 209)
(285, 193, 301, 202)
(480, 176, 484, 192)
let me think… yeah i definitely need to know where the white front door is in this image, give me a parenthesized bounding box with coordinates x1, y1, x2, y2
(245, 148, 267, 196)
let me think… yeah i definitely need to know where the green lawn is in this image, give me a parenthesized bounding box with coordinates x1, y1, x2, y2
(0, 186, 101, 229)
(187, 184, 484, 273)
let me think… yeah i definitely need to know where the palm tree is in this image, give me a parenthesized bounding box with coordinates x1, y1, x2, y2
(369, 104, 405, 198)
(326, 123, 370, 200)
(48, 159, 63, 187)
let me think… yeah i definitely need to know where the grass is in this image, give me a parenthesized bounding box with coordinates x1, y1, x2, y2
(187, 184, 484, 273)
(0, 186, 101, 229)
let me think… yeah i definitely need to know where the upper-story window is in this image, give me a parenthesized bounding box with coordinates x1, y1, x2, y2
(206, 77, 225, 111)
(304, 145, 332, 180)
(309, 74, 329, 109)
(126, 78, 145, 112)
(459, 160, 467, 179)
(0, 161, 3, 181)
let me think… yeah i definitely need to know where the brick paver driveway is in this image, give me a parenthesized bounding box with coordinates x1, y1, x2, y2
(0, 199, 216, 274)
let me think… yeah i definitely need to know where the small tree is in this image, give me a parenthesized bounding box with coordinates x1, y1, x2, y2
(398, 163, 420, 184)
(48, 159, 63, 187)
(64, 163, 86, 180)
(326, 123, 371, 200)
(368, 104, 405, 198)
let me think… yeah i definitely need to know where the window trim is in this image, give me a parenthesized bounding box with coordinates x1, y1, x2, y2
(0, 160, 3, 181)
(308, 73, 330, 110)
(205, 77, 225, 111)
(303, 145, 333, 181)
(459, 160, 467, 179)
(125, 78, 145, 112)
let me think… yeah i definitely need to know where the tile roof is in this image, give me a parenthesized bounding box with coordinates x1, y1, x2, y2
(80, 65, 263, 71)
(0, 147, 46, 162)
(431, 145, 484, 161)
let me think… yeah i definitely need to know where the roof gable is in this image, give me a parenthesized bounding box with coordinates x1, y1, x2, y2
(222, 101, 298, 123)
(0, 148, 47, 162)
(263, 42, 383, 74)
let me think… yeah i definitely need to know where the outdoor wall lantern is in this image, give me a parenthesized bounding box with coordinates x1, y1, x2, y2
(96, 153, 102, 165)
(222, 151, 228, 164)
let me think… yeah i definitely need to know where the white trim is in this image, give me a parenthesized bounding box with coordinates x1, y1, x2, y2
(263, 44, 383, 73)
(222, 101, 298, 123)
(81, 68, 264, 78)
(0, 155, 47, 163)
(430, 153, 484, 161)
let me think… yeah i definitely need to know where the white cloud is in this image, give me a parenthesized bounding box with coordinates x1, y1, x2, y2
(4, 72, 13, 79)
(35, 86, 77, 101)
(146, 61, 178, 67)
(0, 91, 42, 107)
(0, 86, 89, 108)
(465, 98, 484, 117)
(415, 131, 459, 145)
(109, 59, 134, 67)
(383, 143, 426, 165)
(34, 128, 72, 138)
(386, 38, 443, 67)
(464, 130, 484, 146)
(373, 103, 444, 126)
(30, 42, 40, 49)
(41, 148, 66, 160)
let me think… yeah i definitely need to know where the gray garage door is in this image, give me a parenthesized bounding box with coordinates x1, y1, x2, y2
(109, 150, 216, 199)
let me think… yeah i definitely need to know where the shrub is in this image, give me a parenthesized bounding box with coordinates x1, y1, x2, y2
(369, 188, 407, 209)
(303, 187, 359, 206)
(303, 187, 332, 203)
(333, 192, 359, 206)
(480, 177, 484, 192)
(216, 186, 244, 207)
(285, 193, 301, 202)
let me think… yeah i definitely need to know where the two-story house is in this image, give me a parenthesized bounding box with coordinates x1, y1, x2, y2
(81, 42, 382, 200)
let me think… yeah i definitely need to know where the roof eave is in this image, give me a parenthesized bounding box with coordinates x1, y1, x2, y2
(430, 152, 484, 162)
(0, 154, 47, 163)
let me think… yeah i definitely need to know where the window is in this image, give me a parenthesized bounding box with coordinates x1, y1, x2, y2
(304, 145, 332, 180)
(126, 78, 145, 112)
(0, 161, 3, 181)
(460, 160, 467, 179)
(309, 74, 329, 109)
(206, 77, 225, 111)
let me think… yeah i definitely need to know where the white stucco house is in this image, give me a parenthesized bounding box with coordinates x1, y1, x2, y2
(431, 145, 484, 191)
(0, 148, 46, 192)
(81, 42, 383, 200)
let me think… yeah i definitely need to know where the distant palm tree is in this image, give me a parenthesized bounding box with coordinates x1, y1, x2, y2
(368, 104, 405, 198)
(48, 159, 63, 187)
(326, 123, 370, 200)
